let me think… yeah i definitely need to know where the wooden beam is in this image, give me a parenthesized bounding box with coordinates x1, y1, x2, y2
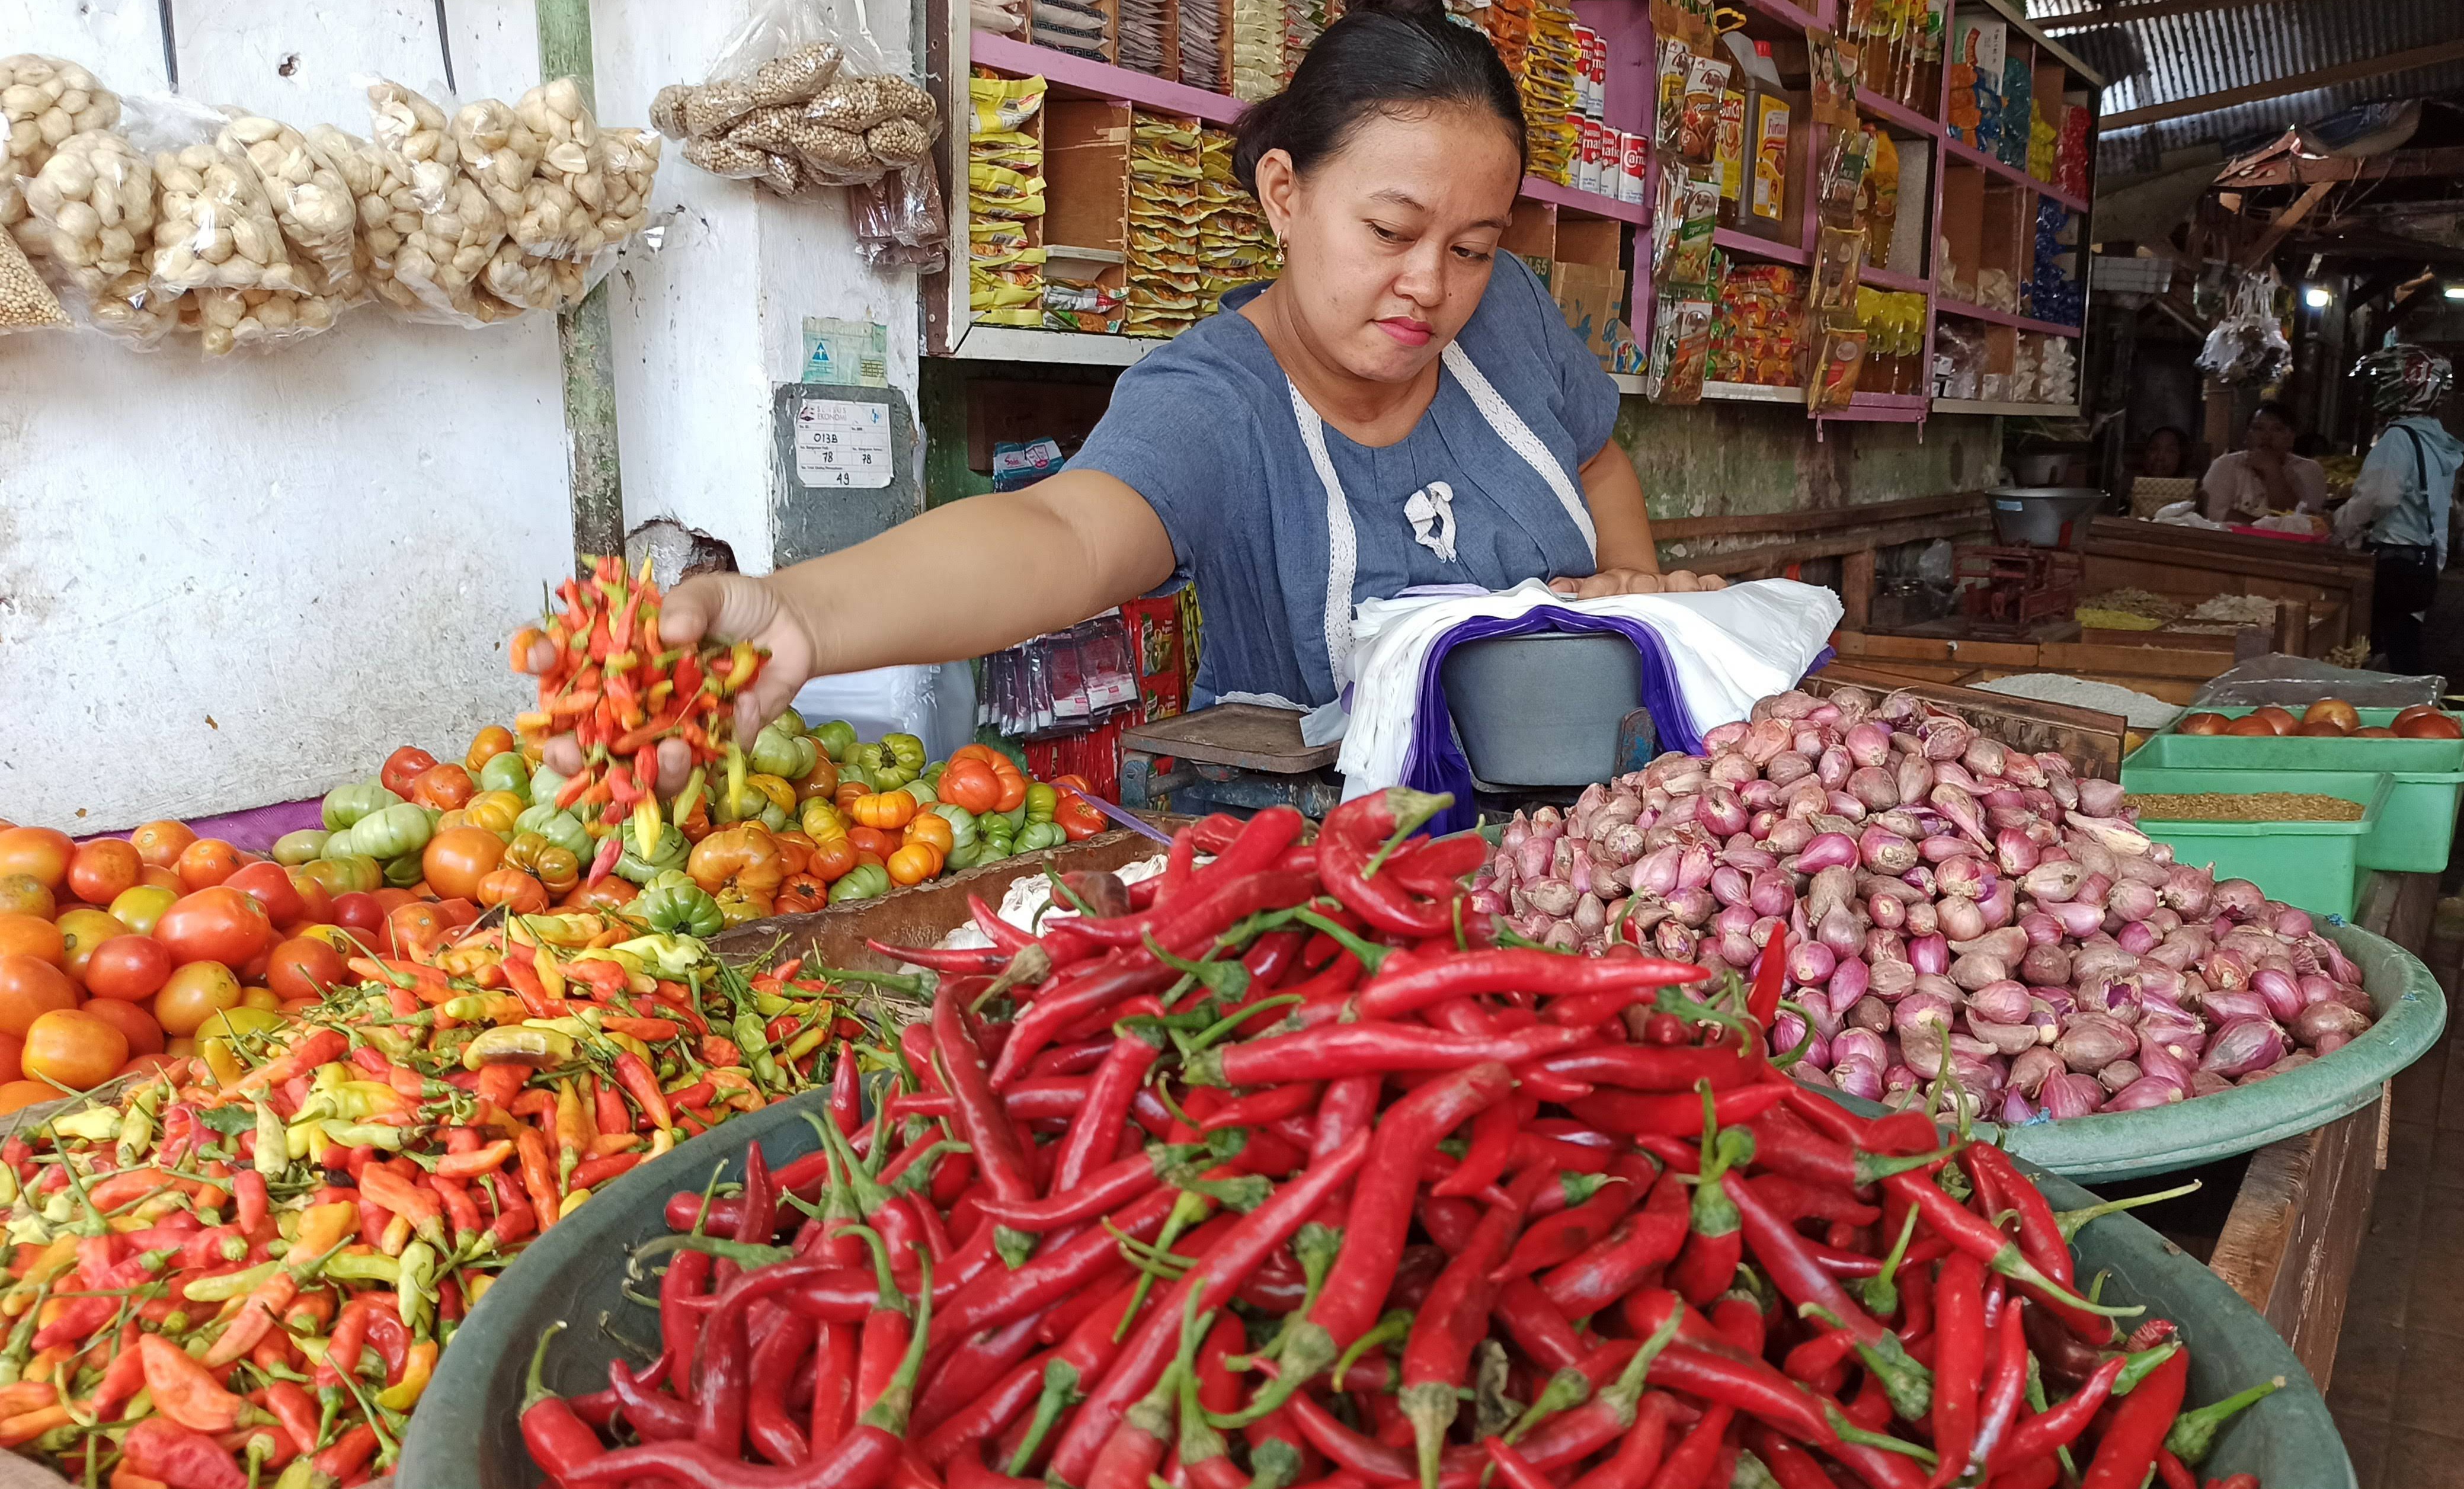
(1651, 491, 1980, 542)
(2220, 145, 2464, 189)
(2045, 0, 2286, 33)
(2238, 180, 2334, 271)
(2103, 39, 2464, 132)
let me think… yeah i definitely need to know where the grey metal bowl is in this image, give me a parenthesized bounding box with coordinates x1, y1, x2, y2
(1986, 485, 2107, 547)
(1439, 631, 1640, 787)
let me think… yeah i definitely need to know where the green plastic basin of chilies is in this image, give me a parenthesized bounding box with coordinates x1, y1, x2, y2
(405, 1111, 2361, 1487)
(2124, 707, 2464, 875)
(2123, 768, 2390, 919)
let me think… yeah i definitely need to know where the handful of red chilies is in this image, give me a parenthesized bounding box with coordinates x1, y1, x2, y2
(522, 792, 2288, 1489)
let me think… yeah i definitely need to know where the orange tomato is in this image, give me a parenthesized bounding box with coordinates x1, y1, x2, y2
(850, 792, 917, 831)
(937, 760, 1000, 815)
(0, 914, 63, 966)
(991, 760, 1028, 814)
(21, 1009, 127, 1090)
(776, 873, 828, 914)
(476, 869, 550, 915)
(241, 986, 282, 1011)
(0, 876, 53, 921)
(421, 827, 505, 902)
(0, 1082, 56, 1115)
(807, 836, 857, 883)
(118, 1053, 181, 1080)
(83, 936, 172, 1003)
(224, 861, 306, 930)
(846, 826, 900, 862)
(175, 838, 244, 891)
(65, 840, 142, 907)
(0, 956, 79, 1038)
(466, 725, 516, 772)
(905, 814, 955, 857)
(107, 885, 178, 937)
(127, 820, 197, 869)
(382, 747, 439, 799)
(834, 780, 868, 815)
(770, 831, 815, 878)
(562, 877, 637, 911)
(412, 763, 477, 810)
(264, 937, 346, 1004)
(0, 828, 72, 892)
(885, 844, 939, 886)
(139, 865, 181, 893)
(283, 867, 334, 929)
(386, 902, 449, 961)
(369, 888, 420, 914)
(154, 962, 243, 1038)
(53, 908, 126, 985)
(155, 888, 273, 969)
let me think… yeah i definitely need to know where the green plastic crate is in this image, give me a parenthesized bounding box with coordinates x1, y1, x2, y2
(2123, 767, 2391, 918)
(2123, 708, 2464, 874)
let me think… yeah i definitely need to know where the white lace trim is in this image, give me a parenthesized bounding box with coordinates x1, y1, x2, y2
(1441, 341, 1596, 558)
(1288, 377, 1359, 687)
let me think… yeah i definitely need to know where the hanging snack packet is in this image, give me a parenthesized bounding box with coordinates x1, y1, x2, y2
(1808, 320, 1868, 412)
(1678, 54, 1729, 164)
(1809, 31, 1860, 127)
(970, 74, 1047, 135)
(1663, 176, 1719, 286)
(1653, 38, 1692, 156)
(1807, 222, 1864, 312)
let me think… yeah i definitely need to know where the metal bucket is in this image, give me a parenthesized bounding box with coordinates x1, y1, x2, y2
(1439, 631, 1641, 787)
(1986, 485, 2105, 547)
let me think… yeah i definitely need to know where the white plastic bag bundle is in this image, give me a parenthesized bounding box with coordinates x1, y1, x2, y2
(2197, 268, 2291, 388)
(792, 663, 980, 764)
(363, 79, 518, 326)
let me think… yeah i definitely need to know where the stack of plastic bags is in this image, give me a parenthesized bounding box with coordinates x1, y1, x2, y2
(2030, 196, 2081, 326)
(1997, 57, 2031, 171)
(1231, 0, 1284, 100)
(1118, 0, 1170, 76)
(1196, 125, 1278, 313)
(1126, 111, 1204, 337)
(2039, 333, 2077, 406)
(969, 72, 1046, 328)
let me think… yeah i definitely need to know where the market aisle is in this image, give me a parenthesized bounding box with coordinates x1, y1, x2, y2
(2329, 950, 2464, 1487)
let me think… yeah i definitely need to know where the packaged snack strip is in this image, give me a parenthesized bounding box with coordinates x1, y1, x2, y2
(1654, 37, 1695, 154)
(1662, 178, 1718, 285)
(1230, 0, 1284, 101)
(1816, 122, 1871, 228)
(974, 260, 1046, 289)
(1118, 0, 1169, 75)
(970, 72, 1047, 134)
(1677, 54, 1729, 163)
(1135, 115, 1202, 149)
(971, 276, 1043, 309)
(977, 305, 1045, 326)
(1807, 320, 1867, 411)
(1863, 128, 1899, 262)
(1807, 222, 1864, 312)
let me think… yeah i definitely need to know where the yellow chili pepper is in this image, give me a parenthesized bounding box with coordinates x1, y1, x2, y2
(375, 1340, 438, 1411)
(533, 945, 567, 1003)
(558, 1189, 592, 1221)
(554, 1080, 592, 1188)
(442, 994, 528, 1026)
(462, 1027, 577, 1072)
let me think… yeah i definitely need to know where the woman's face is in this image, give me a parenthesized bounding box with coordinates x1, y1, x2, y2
(2143, 430, 2184, 478)
(1252, 105, 1524, 384)
(2245, 414, 2294, 458)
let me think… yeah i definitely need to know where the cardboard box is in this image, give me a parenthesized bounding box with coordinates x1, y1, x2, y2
(1552, 262, 1628, 366)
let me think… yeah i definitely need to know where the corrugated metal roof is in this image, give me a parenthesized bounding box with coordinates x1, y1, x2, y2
(2023, 0, 2464, 177)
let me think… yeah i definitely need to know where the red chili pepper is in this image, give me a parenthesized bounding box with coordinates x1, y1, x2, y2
(1928, 1251, 1987, 1489)
(1356, 947, 1711, 1021)
(1881, 1170, 2121, 1344)
(1318, 788, 1454, 936)
(1725, 1170, 1931, 1421)
(2079, 1344, 2188, 1489)
(1401, 1170, 1544, 1483)
(520, 1323, 606, 1479)
(1190, 1022, 1595, 1087)
(1542, 1163, 1691, 1318)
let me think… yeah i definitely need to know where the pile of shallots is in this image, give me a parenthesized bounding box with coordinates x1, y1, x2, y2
(1467, 685, 2379, 1121)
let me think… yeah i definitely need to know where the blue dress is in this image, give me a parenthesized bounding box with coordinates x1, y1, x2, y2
(1067, 255, 1621, 709)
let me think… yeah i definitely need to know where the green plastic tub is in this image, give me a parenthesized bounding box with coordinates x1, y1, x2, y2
(2121, 767, 2391, 918)
(2124, 708, 2464, 875)
(1835, 920, 2445, 1182)
(405, 1110, 2362, 1489)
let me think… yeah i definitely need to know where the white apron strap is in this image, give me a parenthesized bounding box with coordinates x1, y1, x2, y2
(1441, 341, 1598, 558)
(1287, 378, 1361, 686)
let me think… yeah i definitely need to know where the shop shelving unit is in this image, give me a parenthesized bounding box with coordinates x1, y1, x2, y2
(922, 0, 2100, 421)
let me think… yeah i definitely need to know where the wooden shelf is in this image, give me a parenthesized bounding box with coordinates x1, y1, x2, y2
(1942, 133, 2089, 212)
(1819, 392, 1931, 423)
(1703, 380, 1806, 404)
(1861, 264, 1931, 294)
(1737, 0, 1824, 30)
(1934, 297, 2083, 337)
(1857, 91, 1943, 139)
(1714, 226, 1813, 267)
(1932, 398, 2082, 417)
(969, 33, 1246, 123)
(1519, 175, 1649, 225)
(948, 322, 1160, 366)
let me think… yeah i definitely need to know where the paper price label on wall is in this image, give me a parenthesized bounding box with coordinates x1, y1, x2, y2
(794, 398, 894, 489)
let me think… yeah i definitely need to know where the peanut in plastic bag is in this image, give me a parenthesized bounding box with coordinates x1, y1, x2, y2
(312, 123, 424, 316)
(2, 55, 119, 185)
(513, 78, 607, 260)
(593, 129, 661, 245)
(218, 111, 360, 300)
(193, 281, 340, 358)
(398, 169, 518, 326)
(451, 98, 544, 218)
(136, 95, 311, 299)
(24, 128, 151, 289)
(364, 79, 459, 214)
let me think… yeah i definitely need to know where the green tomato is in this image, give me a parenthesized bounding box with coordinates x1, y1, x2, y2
(354, 803, 435, 862)
(615, 818, 689, 885)
(382, 853, 427, 889)
(634, 880, 723, 937)
(944, 842, 984, 873)
(322, 781, 401, 832)
(1016, 821, 1067, 853)
(1023, 784, 1058, 824)
(814, 720, 859, 763)
(827, 863, 891, 904)
(931, 803, 978, 851)
(478, 752, 532, 803)
(880, 734, 927, 775)
(272, 830, 329, 866)
(903, 776, 939, 807)
(515, 805, 593, 860)
(777, 707, 808, 737)
(531, 762, 571, 808)
(837, 760, 876, 793)
(749, 721, 808, 779)
(998, 805, 1028, 831)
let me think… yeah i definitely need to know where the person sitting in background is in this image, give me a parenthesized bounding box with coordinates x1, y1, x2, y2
(2335, 345, 2463, 675)
(2137, 425, 2188, 479)
(2197, 401, 2328, 521)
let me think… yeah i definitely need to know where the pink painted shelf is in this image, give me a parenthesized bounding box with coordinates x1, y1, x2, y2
(1856, 91, 1942, 139)
(1518, 175, 1649, 225)
(1941, 133, 2090, 212)
(970, 32, 1246, 123)
(1861, 264, 1931, 294)
(1714, 226, 1813, 267)
(1934, 297, 2082, 338)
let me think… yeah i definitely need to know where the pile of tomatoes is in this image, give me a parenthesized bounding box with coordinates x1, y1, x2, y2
(2172, 700, 2464, 739)
(0, 819, 357, 1117)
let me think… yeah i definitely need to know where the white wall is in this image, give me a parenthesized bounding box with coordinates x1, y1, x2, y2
(0, 0, 923, 831)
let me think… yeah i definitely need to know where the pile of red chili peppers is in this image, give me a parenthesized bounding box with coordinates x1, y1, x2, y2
(524, 792, 2288, 1489)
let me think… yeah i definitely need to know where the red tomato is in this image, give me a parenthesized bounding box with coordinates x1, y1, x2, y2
(330, 893, 385, 937)
(386, 902, 449, 960)
(382, 747, 440, 799)
(0, 1082, 52, 1114)
(562, 878, 636, 911)
(84, 936, 173, 1002)
(411, 764, 476, 810)
(0, 956, 79, 1038)
(421, 828, 505, 901)
(224, 861, 306, 930)
(0, 1033, 22, 1083)
(283, 867, 334, 929)
(265, 937, 347, 1003)
(23, 1008, 128, 1089)
(139, 865, 182, 893)
(0, 828, 72, 892)
(127, 821, 197, 870)
(80, 998, 162, 1058)
(65, 840, 142, 907)
(153, 887, 274, 968)
(174, 838, 244, 891)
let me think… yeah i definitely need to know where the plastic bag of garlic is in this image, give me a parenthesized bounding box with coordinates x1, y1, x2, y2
(1468, 683, 2382, 1124)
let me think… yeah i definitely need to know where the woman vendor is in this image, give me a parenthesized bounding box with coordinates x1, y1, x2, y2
(536, 0, 1716, 787)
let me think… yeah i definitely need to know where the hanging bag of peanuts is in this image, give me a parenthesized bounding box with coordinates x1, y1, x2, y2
(308, 122, 426, 318)
(651, 0, 936, 196)
(361, 77, 520, 327)
(2, 55, 120, 240)
(216, 110, 362, 309)
(20, 125, 177, 342)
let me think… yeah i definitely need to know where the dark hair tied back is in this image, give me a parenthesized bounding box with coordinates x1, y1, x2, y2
(1231, 0, 1527, 194)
